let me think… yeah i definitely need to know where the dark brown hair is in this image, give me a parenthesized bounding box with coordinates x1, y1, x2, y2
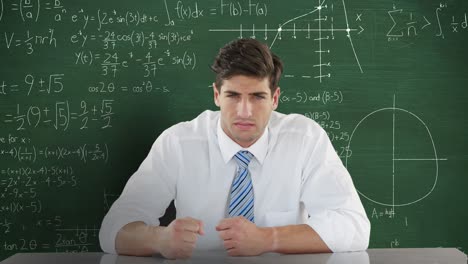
(211, 38, 283, 95)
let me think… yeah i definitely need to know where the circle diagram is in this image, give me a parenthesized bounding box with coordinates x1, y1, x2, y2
(345, 107, 440, 207)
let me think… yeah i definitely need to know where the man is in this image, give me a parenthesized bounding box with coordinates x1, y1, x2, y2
(99, 38, 370, 259)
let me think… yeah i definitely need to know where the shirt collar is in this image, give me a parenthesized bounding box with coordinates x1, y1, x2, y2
(217, 116, 269, 165)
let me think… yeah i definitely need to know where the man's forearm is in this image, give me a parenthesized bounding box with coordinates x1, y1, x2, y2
(115, 221, 164, 256)
(262, 224, 331, 254)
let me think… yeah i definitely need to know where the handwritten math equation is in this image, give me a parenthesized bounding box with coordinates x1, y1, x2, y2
(387, 3, 467, 41)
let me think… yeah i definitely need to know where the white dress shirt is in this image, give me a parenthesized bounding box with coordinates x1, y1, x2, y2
(99, 110, 370, 253)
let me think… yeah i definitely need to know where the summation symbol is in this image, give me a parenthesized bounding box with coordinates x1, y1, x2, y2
(345, 95, 448, 211)
(209, 0, 364, 83)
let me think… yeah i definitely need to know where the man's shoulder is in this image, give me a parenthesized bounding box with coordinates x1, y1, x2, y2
(268, 112, 328, 151)
(164, 110, 219, 138)
(269, 111, 323, 135)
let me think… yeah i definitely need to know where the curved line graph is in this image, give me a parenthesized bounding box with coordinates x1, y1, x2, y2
(341, 0, 363, 73)
(269, 0, 323, 48)
(208, 0, 364, 81)
(345, 95, 448, 207)
(269, 0, 362, 73)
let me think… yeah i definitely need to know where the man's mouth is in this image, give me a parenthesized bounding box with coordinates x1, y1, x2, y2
(234, 122, 255, 130)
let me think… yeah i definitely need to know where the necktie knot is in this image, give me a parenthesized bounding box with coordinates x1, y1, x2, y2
(234, 151, 254, 169)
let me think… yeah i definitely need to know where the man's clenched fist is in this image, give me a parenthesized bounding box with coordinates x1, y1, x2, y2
(158, 217, 204, 259)
(216, 216, 273, 256)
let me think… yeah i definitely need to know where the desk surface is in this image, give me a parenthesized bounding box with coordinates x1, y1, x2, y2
(1, 248, 466, 264)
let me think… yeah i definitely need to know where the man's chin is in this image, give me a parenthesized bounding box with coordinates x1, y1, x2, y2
(233, 134, 259, 147)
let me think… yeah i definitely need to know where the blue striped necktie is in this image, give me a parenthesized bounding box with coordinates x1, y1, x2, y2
(229, 151, 255, 222)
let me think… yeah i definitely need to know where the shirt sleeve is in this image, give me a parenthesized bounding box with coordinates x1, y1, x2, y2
(300, 125, 371, 252)
(99, 130, 179, 254)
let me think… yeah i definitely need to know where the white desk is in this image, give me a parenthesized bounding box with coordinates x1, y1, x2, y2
(1, 248, 466, 264)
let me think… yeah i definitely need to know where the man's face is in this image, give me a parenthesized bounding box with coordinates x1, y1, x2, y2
(214, 75, 280, 148)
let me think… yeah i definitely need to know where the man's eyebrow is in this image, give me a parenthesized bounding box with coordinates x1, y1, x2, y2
(223, 90, 240, 95)
(223, 90, 269, 96)
(251, 92, 268, 96)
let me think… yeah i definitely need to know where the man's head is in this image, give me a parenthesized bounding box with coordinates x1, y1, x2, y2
(211, 38, 283, 94)
(211, 38, 284, 148)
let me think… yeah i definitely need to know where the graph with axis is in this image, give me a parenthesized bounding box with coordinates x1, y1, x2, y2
(345, 95, 448, 208)
(209, 0, 365, 82)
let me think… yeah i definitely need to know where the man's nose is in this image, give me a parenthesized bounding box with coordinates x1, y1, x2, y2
(237, 99, 252, 118)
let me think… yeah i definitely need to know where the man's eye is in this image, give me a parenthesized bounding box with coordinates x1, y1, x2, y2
(255, 95, 265, 99)
(227, 94, 238, 98)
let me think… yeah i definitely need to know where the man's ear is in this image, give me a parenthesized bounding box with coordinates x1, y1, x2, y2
(272, 87, 280, 110)
(213, 83, 220, 107)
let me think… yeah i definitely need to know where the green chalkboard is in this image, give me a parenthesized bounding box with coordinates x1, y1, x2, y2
(1, 0, 467, 260)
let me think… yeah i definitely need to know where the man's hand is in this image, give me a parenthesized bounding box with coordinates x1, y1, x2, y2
(216, 216, 273, 256)
(157, 217, 205, 259)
